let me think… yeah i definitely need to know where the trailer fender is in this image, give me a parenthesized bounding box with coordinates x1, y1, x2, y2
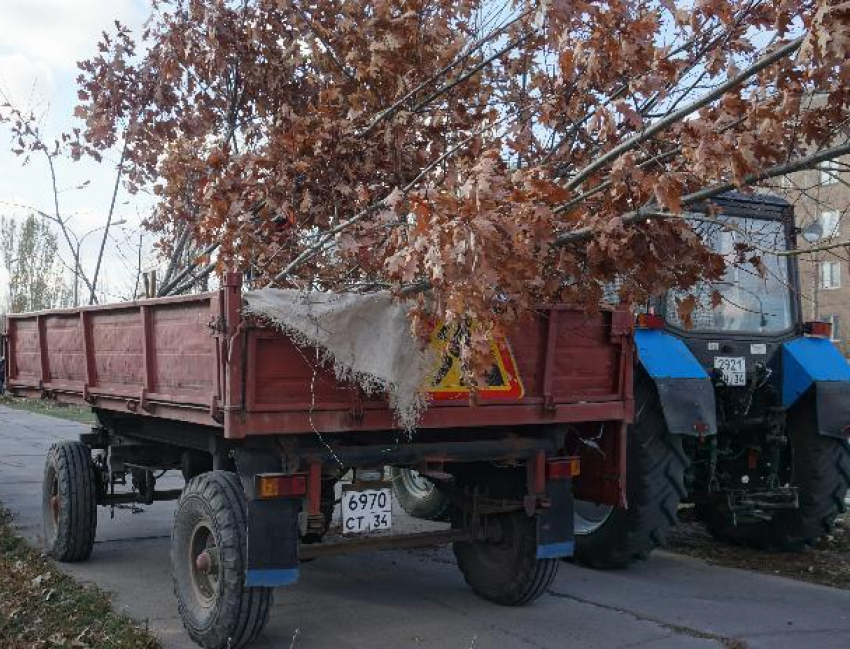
(634, 330, 717, 436)
(782, 338, 850, 438)
(233, 449, 301, 587)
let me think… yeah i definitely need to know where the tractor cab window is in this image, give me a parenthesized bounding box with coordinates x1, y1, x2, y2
(665, 215, 793, 334)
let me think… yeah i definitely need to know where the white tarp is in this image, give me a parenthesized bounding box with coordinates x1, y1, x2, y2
(243, 288, 435, 430)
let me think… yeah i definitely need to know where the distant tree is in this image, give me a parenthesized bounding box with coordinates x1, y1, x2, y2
(0, 215, 72, 313)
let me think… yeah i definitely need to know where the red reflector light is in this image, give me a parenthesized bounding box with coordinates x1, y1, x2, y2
(803, 321, 832, 338)
(747, 449, 758, 471)
(256, 473, 307, 499)
(636, 313, 665, 330)
(548, 457, 580, 480)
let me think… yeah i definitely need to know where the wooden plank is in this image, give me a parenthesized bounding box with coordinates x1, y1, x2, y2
(140, 305, 155, 392)
(80, 311, 97, 389)
(36, 315, 49, 386)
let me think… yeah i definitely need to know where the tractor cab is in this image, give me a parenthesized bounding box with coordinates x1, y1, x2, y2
(630, 192, 850, 547)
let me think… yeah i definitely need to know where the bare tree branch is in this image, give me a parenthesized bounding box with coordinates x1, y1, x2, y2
(168, 260, 218, 295)
(158, 242, 220, 296)
(359, 8, 533, 138)
(287, 0, 356, 83)
(158, 223, 191, 295)
(563, 36, 804, 192)
(410, 31, 534, 115)
(555, 141, 850, 246)
(89, 143, 127, 304)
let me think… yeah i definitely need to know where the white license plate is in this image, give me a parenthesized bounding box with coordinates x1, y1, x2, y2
(714, 356, 746, 386)
(341, 487, 392, 534)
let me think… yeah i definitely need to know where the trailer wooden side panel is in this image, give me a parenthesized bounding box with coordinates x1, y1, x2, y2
(5, 294, 220, 423)
(5, 276, 633, 440)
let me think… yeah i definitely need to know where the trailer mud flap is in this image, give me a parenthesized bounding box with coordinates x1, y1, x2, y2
(245, 498, 301, 587)
(536, 478, 574, 559)
(634, 330, 717, 436)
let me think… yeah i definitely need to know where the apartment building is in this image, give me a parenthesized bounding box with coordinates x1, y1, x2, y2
(773, 157, 850, 355)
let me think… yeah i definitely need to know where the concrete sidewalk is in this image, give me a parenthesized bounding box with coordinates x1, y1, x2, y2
(2, 403, 849, 649)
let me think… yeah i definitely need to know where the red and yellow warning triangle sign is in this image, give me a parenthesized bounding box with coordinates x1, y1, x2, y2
(426, 322, 524, 400)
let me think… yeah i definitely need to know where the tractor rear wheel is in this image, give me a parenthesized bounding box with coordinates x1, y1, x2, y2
(573, 379, 688, 568)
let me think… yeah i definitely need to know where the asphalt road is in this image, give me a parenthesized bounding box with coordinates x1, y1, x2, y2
(2, 404, 850, 649)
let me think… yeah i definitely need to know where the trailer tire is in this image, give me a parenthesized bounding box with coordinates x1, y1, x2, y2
(172, 471, 272, 649)
(454, 511, 559, 606)
(699, 399, 850, 550)
(391, 468, 451, 521)
(573, 379, 688, 568)
(42, 441, 98, 562)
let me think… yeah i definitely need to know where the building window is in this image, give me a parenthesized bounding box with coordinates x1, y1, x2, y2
(819, 210, 840, 238)
(822, 314, 842, 341)
(819, 160, 841, 185)
(820, 261, 842, 290)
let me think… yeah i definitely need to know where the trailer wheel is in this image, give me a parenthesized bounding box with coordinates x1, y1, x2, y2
(172, 471, 272, 649)
(391, 468, 450, 521)
(454, 512, 559, 605)
(700, 400, 850, 550)
(573, 378, 688, 568)
(42, 441, 98, 562)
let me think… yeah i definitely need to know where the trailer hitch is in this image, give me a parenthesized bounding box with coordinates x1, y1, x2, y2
(725, 488, 799, 524)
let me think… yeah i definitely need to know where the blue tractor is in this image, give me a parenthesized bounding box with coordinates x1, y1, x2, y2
(392, 192, 850, 563)
(573, 192, 850, 566)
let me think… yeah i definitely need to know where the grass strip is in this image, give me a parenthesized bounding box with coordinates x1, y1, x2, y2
(0, 395, 96, 425)
(0, 506, 161, 649)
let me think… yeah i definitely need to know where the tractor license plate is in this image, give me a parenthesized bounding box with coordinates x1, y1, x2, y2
(714, 356, 746, 386)
(341, 487, 392, 534)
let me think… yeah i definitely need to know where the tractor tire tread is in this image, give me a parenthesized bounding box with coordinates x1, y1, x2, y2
(574, 379, 688, 569)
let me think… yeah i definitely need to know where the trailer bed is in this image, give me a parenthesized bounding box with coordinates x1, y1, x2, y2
(4, 275, 634, 439)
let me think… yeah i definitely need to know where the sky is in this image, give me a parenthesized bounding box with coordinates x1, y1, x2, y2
(0, 0, 155, 305)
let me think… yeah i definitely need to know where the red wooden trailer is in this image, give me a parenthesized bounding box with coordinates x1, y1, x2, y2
(3, 274, 634, 649)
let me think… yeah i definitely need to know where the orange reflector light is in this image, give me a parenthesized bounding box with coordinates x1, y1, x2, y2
(548, 457, 580, 480)
(803, 321, 832, 338)
(636, 313, 665, 330)
(256, 473, 307, 499)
